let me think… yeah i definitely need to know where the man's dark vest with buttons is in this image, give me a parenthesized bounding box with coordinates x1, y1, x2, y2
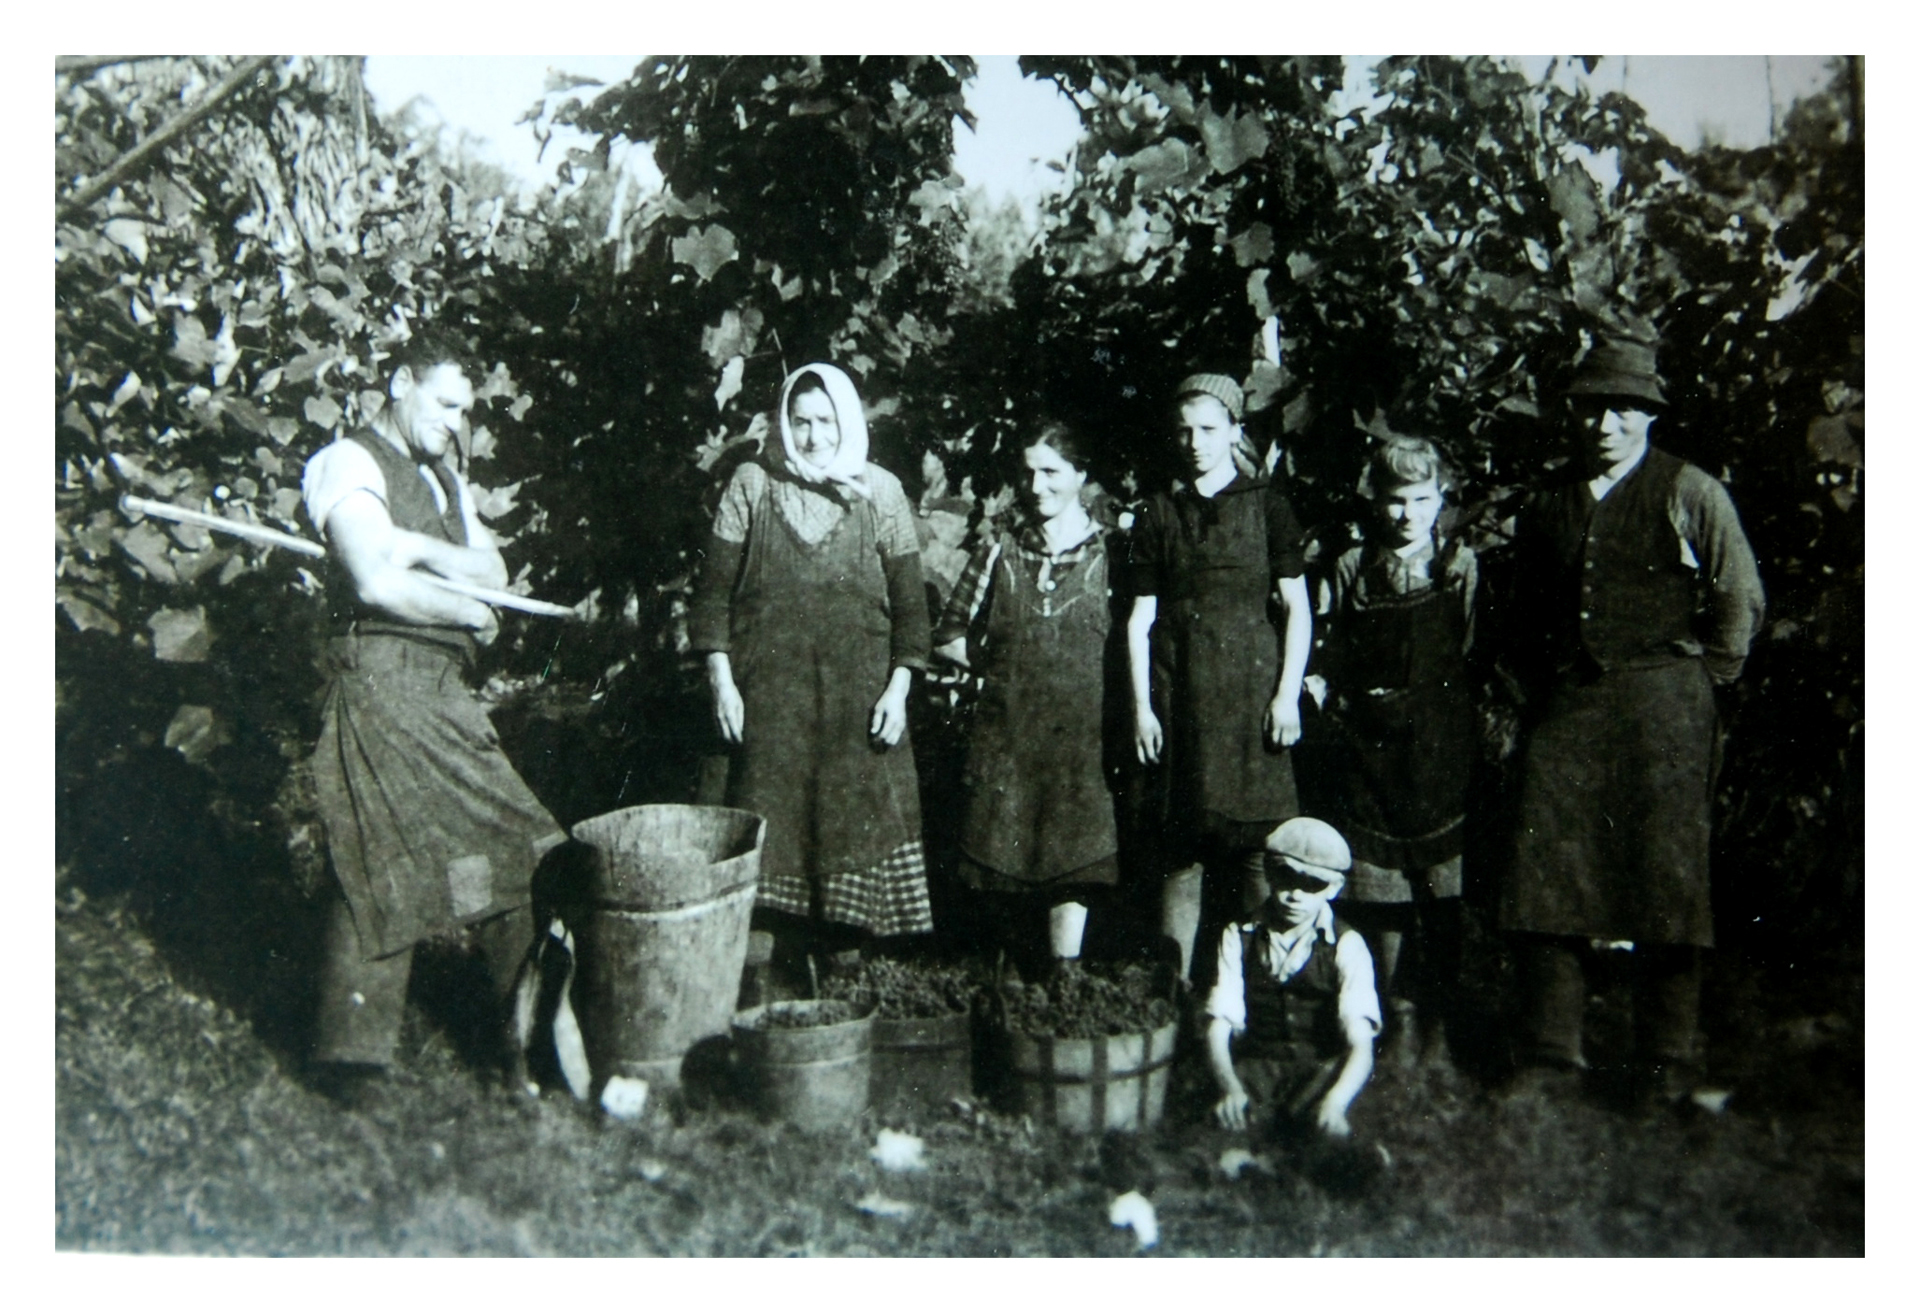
(1533, 446, 1697, 677)
(326, 431, 475, 659)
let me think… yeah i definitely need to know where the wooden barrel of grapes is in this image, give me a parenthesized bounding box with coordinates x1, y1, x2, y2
(733, 999, 874, 1130)
(1004, 1021, 1179, 1133)
(871, 1010, 973, 1112)
(569, 804, 765, 1094)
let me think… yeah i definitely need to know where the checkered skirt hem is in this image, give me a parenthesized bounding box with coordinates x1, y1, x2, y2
(756, 839, 934, 937)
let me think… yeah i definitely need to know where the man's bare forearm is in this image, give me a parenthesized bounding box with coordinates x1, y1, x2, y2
(356, 562, 496, 629)
(390, 528, 508, 589)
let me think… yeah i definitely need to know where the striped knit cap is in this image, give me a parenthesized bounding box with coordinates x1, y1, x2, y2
(1176, 373, 1244, 423)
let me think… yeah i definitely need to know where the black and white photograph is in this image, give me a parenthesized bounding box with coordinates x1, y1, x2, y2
(51, 43, 1869, 1261)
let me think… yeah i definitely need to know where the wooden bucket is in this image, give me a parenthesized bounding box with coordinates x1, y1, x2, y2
(1004, 1021, 1179, 1133)
(569, 804, 765, 1093)
(733, 1000, 874, 1130)
(870, 1010, 973, 1112)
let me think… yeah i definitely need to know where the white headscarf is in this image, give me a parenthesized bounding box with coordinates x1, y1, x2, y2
(778, 362, 872, 500)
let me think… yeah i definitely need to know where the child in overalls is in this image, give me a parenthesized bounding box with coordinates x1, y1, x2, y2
(1205, 818, 1380, 1137)
(1306, 436, 1477, 1067)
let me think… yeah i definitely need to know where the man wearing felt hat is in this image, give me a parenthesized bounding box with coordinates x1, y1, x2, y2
(1498, 326, 1765, 1113)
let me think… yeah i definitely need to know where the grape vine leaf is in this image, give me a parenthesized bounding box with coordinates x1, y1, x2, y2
(149, 606, 212, 662)
(671, 224, 738, 282)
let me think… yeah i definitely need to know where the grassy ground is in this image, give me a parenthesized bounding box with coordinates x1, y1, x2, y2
(55, 882, 1862, 1256)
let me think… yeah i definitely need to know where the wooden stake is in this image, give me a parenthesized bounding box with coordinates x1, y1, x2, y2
(55, 57, 157, 77)
(60, 55, 277, 221)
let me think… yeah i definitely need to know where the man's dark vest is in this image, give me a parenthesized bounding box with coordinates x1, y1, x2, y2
(1240, 912, 1346, 1059)
(1531, 446, 1698, 675)
(326, 432, 475, 659)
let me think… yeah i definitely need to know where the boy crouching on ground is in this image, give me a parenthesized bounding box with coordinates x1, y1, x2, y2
(1205, 818, 1380, 1137)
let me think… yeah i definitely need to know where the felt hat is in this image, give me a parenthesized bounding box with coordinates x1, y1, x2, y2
(1176, 372, 1245, 423)
(1265, 817, 1352, 882)
(1568, 333, 1668, 408)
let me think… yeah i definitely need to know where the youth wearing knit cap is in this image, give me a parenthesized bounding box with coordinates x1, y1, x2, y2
(1177, 373, 1246, 423)
(1177, 372, 1260, 476)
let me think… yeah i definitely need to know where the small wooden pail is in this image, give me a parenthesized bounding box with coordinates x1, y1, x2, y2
(733, 1000, 874, 1130)
(1004, 1021, 1178, 1133)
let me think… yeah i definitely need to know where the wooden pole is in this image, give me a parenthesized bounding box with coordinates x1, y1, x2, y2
(123, 494, 324, 557)
(59, 55, 277, 221)
(54, 57, 157, 76)
(120, 496, 581, 619)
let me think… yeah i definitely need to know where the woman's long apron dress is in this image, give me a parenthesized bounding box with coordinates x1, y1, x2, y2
(724, 473, 933, 937)
(958, 530, 1121, 891)
(1142, 478, 1303, 860)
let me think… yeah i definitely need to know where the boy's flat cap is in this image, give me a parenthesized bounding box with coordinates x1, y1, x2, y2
(1265, 817, 1351, 879)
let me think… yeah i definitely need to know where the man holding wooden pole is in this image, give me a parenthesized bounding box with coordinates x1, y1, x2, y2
(300, 329, 567, 1106)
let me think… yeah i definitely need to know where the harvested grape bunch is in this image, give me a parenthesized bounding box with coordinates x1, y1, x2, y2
(1000, 962, 1176, 1039)
(746, 999, 864, 1030)
(819, 956, 986, 1019)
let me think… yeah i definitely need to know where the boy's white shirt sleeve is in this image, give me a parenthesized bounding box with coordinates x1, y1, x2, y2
(302, 439, 387, 538)
(1333, 929, 1384, 1039)
(1205, 927, 1247, 1033)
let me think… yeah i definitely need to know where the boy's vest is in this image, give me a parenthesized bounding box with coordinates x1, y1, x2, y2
(1240, 912, 1346, 1061)
(325, 431, 475, 661)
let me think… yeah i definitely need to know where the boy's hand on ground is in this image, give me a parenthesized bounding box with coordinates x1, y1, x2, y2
(1315, 1098, 1352, 1138)
(1214, 1086, 1250, 1130)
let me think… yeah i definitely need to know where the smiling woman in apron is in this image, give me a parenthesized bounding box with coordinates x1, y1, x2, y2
(688, 363, 935, 978)
(934, 422, 1124, 978)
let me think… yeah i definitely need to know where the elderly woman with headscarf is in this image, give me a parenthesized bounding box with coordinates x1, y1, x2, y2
(688, 364, 935, 971)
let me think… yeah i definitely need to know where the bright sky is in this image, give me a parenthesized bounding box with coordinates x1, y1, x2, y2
(364, 55, 1841, 214)
(362, 55, 1083, 214)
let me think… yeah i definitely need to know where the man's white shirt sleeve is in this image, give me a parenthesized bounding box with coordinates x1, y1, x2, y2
(302, 440, 387, 538)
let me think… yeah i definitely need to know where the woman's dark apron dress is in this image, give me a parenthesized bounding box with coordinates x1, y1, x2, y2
(958, 531, 1121, 892)
(1144, 478, 1302, 859)
(722, 472, 933, 937)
